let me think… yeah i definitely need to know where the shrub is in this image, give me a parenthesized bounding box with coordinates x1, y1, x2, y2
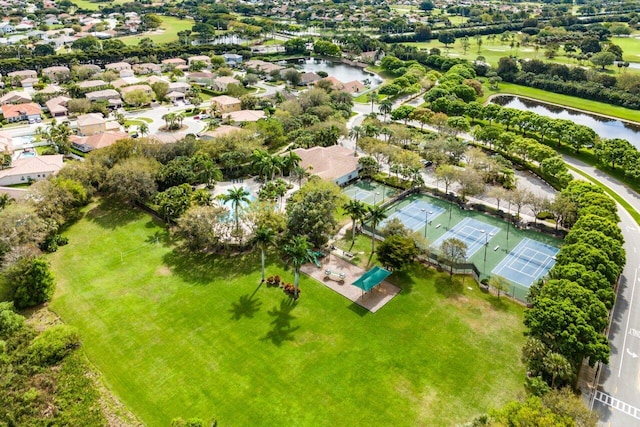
(5, 257, 56, 309)
(29, 325, 80, 367)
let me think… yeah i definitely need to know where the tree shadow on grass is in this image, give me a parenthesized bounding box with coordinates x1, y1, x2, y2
(163, 249, 260, 285)
(488, 295, 510, 312)
(85, 199, 144, 230)
(261, 298, 299, 346)
(229, 283, 263, 320)
(434, 274, 464, 297)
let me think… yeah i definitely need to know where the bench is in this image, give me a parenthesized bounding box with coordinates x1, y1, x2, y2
(324, 270, 346, 283)
(435, 224, 441, 229)
(494, 245, 500, 251)
(343, 251, 354, 258)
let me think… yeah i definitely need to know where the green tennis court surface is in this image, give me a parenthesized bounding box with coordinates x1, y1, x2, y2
(343, 181, 399, 206)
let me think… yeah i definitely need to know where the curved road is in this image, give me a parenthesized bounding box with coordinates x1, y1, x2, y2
(563, 156, 640, 426)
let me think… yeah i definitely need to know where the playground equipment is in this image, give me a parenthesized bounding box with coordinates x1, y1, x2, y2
(324, 269, 346, 283)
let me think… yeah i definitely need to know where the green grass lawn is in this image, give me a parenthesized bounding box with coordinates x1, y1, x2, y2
(120, 16, 194, 46)
(48, 201, 526, 426)
(483, 82, 640, 123)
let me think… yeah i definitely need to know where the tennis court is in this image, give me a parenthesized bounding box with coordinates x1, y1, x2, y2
(343, 181, 398, 206)
(492, 238, 559, 288)
(431, 217, 501, 259)
(380, 200, 446, 232)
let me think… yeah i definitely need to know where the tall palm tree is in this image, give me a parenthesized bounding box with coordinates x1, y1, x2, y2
(175, 112, 185, 128)
(138, 123, 149, 137)
(282, 149, 301, 177)
(367, 205, 387, 253)
(363, 123, 380, 138)
(254, 226, 276, 283)
(250, 149, 274, 182)
(366, 90, 378, 113)
(380, 127, 392, 143)
(343, 199, 367, 248)
(282, 235, 311, 298)
(221, 187, 250, 232)
(379, 99, 393, 122)
(348, 125, 363, 156)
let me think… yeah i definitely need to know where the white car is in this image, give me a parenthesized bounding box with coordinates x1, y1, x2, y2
(199, 114, 210, 119)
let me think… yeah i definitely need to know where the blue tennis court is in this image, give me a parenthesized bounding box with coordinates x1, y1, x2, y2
(492, 238, 559, 288)
(431, 217, 500, 259)
(381, 200, 445, 232)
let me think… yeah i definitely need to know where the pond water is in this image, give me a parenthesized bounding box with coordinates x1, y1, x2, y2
(491, 95, 640, 148)
(289, 57, 382, 88)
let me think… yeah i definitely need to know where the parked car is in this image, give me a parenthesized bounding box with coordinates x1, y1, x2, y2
(200, 114, 211, 119)
(194, 115, 200, 120)
(422, 159, 433, 168)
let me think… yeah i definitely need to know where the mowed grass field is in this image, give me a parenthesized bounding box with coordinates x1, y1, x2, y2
(120, 16, 194, 46)
(49, 201, 526, 426)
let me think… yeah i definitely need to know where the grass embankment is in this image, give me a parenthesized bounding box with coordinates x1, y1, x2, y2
(49, 201, 526, 426)
(120, 17, 195, 46)
(483, 82, 640, 123)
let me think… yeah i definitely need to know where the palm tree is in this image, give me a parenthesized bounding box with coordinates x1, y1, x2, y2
(367, 205, 387, 253)
(250, 149, 274, 182)
(282, 236, 311, 298)
(221, 186, 250, 232)
(363, 123, 380, 138)
(366, 90, 378, 113)
(379, 99, 393, 122)
(161, 112, 176, 130)
(209, 102, 221, 119)
(254, 226, 276, 283)
(381, 127, 392, 143)
(282, 149, 301, 177)
(343, 199, 366, 248)
(138, 123, 149, 137)
(175, 112, 185, 128)
(348, 125, 363, 156)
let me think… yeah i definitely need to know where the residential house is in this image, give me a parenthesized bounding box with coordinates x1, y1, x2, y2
(133, 63, 161, 75)
(14, 23, 34, 32)
(146, 75, 170, 86)
(188, 71, 216, 87)
(292, 145, 359, 186)
(168, 82, 190, 93)
(211, 95, 242, 114)
(77, 80, 107, 91)
(300, 72, 322, 86)
(0, 155, 64, 186)
(342, 80, 366, 94)
(0, 91, 32, 105)
(7, 69, 37, 82)
(1, 103, 42, 122)
(105, 62, 132, 72)
(187, 55, 211, 67)
(42, 66, 71, 82)
(161, 57, 187, 71)
(85, 89, 121, 102)
(224, 110, 265, 123)
(76, 113, 106, 135)
(0, 22, 14, 34)
(199, 125, 243, 141)
(70, 131, 129, 153)
(20, 77, 39, 89)
(213, 76, 241, 92)
(74, 64, 101, 76)
(222, 53, 243, 67)
(244, 60, 284, 76)
(45, 96, 71, 117)
(119, 68, 135, 78)
(320, 76, 344, 90)
(119, 84, 153, 97)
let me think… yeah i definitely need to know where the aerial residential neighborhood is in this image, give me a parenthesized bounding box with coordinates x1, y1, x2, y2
(0, 0, 639, 425)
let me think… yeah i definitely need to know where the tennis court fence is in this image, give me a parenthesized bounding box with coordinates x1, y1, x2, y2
(360, 225, 530, 302)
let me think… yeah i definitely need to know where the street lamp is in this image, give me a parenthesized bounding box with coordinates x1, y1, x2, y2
(421, 208, 433, 238)
(481, 230, 494, 262)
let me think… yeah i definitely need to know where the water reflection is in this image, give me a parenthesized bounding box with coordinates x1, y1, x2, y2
(289, 58, 383, 88)
(491, 95, 640, 148)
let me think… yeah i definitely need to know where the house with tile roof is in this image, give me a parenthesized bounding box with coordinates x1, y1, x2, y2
(0, 155, 64, 186)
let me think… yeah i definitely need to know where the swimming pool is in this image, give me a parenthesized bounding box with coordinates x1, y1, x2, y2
(17, 150, 36, 159)
(12, 135, 35, 147)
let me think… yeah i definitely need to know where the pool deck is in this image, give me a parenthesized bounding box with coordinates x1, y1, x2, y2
(300, 252, 400, 313)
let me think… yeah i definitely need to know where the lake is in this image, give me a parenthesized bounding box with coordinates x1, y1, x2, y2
(490, 95, 640, 148)
(289, 57, 383, 88)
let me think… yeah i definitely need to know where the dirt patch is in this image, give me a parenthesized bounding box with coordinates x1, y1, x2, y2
(156, 265, 172, 276)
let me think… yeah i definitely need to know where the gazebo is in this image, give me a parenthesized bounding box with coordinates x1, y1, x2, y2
(351, 266, 392, 296)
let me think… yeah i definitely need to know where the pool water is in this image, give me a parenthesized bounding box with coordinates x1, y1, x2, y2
(18, 150, 36, 159)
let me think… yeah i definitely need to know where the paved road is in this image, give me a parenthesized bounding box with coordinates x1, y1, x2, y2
(562, 157, 640, 425)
